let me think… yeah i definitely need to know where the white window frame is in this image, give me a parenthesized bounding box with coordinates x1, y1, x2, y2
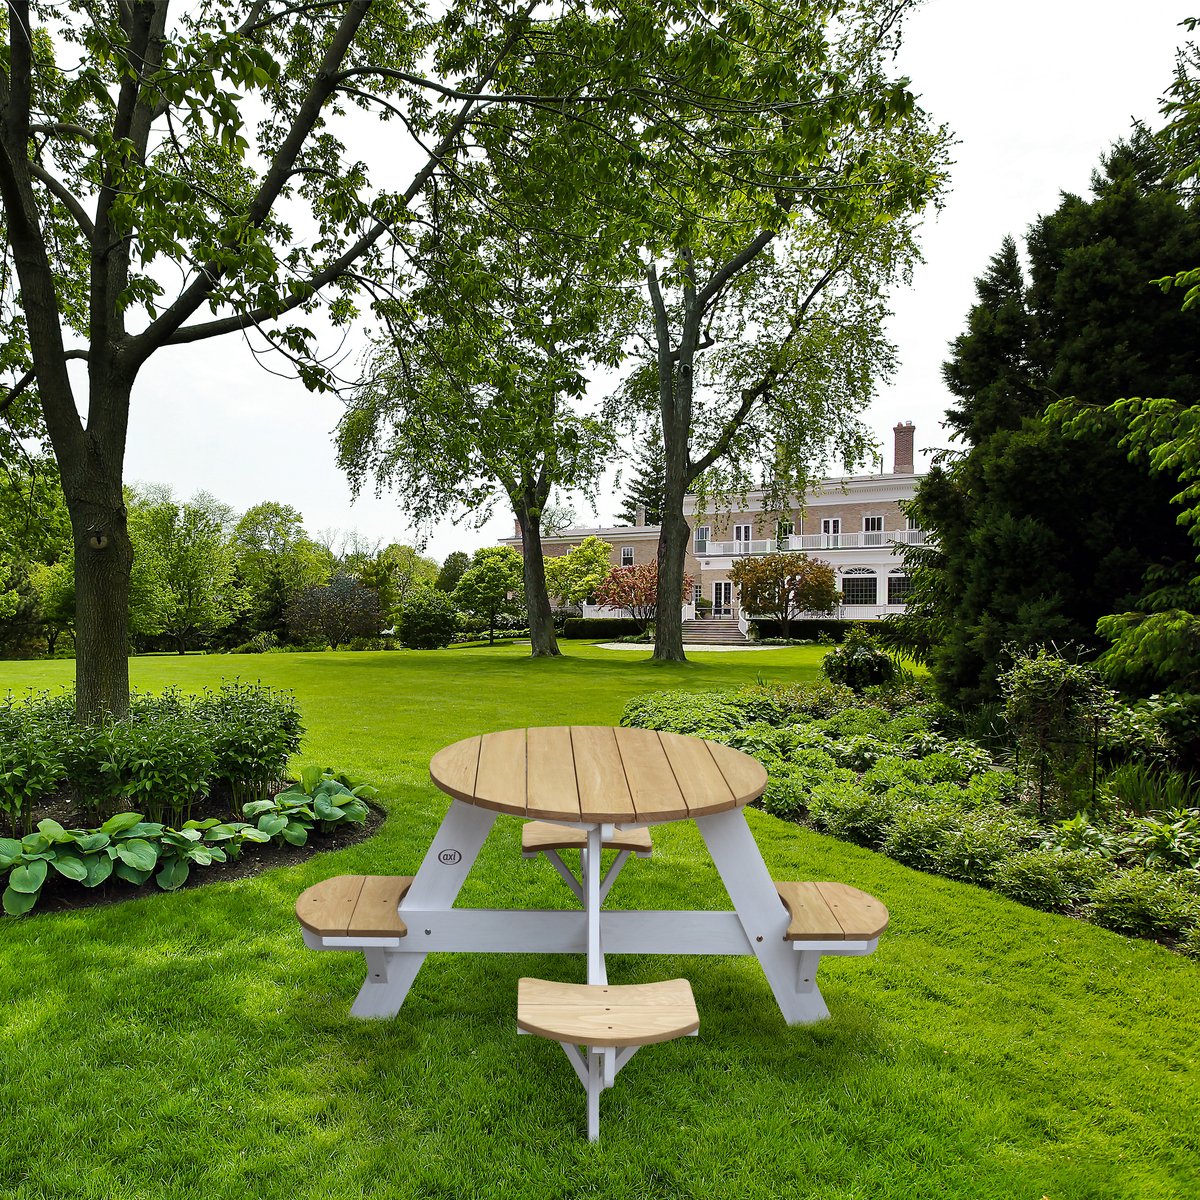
(694, 525, 711, 553)
(733, 523, 752, 544)
(863, 515, 884, 532)
(620, 546, 634, 567)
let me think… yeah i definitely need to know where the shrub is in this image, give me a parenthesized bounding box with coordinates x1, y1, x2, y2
(880, 804, 961, 870)
(1085, 868, 1200, 939)
(808, 781, 899, 847)
(193, 683, 303, 809)
(398, 587, 460, 649)
(621, 690, 763, 738)
(741, 679, 858, 720)
(934, 810, 1037, 885)
(991, 848, 1104, 911)
(820, 625, 896, 691)
(1117, 810, 1200, 871)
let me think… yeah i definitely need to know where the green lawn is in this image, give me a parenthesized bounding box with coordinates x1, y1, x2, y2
(2, 643, 1198, 1200)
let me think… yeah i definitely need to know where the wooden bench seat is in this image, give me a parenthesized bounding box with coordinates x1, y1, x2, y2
(296, 875, 414, 938)
(517, 977, 698, 1047)
(774, 881, 888, 941)
(521, 821, 653, 857)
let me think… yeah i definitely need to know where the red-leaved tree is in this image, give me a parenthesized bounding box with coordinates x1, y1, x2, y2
(594, 564, 693, 633)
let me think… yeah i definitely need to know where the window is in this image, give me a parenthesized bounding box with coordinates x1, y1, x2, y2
(906, 515, 919, 531)
(694, 525, 710, 554)
(620, 546, 634, 567)
(888, 575, 913, 605)
(821, 517, 841, 546)
(841, 574, 877, 606)
(734, 523, 752, 544)
(863, 516, 883, 531)
(692, 583, 703, 604)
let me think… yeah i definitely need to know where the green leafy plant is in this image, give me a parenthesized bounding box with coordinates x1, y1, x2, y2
(243, 767, 372, 847)
(1085, 868, 1200, 940)
(819, 625, 897, 692)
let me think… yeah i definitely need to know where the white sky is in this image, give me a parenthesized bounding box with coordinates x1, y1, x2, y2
(122, 1, 1194, 561)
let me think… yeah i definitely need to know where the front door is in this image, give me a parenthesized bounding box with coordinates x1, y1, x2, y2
(713, 581, 733, 617)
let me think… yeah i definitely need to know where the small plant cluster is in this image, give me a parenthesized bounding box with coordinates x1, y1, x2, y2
(820, 625, 898, 691)
(0, 683, 303, 835)
(0, 768, 372, 915)
(622, 681, 1200, 952)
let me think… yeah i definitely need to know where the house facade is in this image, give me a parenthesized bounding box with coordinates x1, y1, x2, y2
(502, 422, 926, 623)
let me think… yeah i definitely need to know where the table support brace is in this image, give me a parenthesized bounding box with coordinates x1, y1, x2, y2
(696, 808, 832, 1025)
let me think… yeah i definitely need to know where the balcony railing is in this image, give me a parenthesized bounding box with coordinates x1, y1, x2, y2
(695, 529, 927, 556)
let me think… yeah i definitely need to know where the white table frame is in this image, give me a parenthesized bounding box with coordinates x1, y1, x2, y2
(300, 799, 879, 1024)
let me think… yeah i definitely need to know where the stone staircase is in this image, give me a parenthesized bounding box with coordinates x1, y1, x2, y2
(680, 617, 748, 645)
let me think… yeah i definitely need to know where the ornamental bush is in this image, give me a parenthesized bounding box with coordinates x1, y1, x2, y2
(398, 586, 460, 649)
(1085, 868, 1200, 940)
(820, 625, 897, 691)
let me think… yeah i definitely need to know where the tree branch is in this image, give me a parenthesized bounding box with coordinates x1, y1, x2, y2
(28, 161, 96, 241)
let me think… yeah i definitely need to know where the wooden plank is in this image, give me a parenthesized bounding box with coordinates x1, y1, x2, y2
(814, 881, 889, 939)
(473, 728, 529, 815)
(774, 881, 843, 940)
(614, 728, 688, 822)
(522, 820, 652, 855)
(525, 727, 581, 821)
(658, 731, 736, 816)
(295, 874, 365, 937)
(429, 735, 482, 803)
(349, 876, 413, 937)
(571, 726, 636, 823)
(705, 740, 769, 807)
(517, 977, 699, 1047)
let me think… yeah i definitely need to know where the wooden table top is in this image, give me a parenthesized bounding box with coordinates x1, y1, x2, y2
(429, 726, 768, 825)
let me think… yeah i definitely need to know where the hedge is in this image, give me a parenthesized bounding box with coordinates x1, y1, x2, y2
(749, 619, 875, 642)
(562, 617, 643, 639)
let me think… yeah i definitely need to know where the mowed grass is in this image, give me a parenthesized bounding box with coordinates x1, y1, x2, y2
(1, 642, 1198, 1200)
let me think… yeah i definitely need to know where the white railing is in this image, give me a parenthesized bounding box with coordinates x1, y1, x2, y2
(695, 538, 775, 556)
(788, 604, 906, 621)
(696, 530, 927, 556)
(581, 603, 694, 621)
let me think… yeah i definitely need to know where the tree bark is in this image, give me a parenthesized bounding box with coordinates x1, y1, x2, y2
(67, 474, 133, 721)
(514, 501, 561, 658)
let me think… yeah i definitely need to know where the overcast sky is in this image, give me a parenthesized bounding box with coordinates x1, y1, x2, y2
(123, 1, 1194, 560)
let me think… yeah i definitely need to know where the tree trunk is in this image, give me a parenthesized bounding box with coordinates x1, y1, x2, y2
(68, 483, 133, 721)
(653, 503, 690, 662)
(515, 503, 561, 658)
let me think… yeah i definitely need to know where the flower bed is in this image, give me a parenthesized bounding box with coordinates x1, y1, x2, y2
(621, 681, 1200, 954)
(0, 685, 375, 915)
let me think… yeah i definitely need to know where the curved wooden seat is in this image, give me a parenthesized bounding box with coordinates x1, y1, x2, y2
(517, 977, 698, 1047)
(296, 875, 414, 938)
(521, 821, 652, 857)
(774, 881, 889, 941)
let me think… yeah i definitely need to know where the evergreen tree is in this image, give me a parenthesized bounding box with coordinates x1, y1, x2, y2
(906, 138, 1200, 707)
(618, 425, 667, 526)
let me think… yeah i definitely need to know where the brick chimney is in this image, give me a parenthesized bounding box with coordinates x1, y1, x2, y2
(893, 421, 915, 475)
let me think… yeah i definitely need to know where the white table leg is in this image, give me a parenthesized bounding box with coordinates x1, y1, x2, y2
(584, 823, 607, 985)
(696, 808, 831, 1025)
(350, 799, 497, 1019)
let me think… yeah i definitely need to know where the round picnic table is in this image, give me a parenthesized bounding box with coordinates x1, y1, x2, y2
(428, 725, 768, 825)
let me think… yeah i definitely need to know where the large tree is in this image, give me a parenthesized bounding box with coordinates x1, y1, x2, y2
(127, 488, 239, 654)
(0, 0, 659, 718)
(904, 138, 1200, 707)
(338, 222, 622, 658)
(592, 1, 948, 662)
(231, 502, 331, 642)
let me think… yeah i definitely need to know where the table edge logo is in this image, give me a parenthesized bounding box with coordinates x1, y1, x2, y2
(438, 848, 462, 865)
